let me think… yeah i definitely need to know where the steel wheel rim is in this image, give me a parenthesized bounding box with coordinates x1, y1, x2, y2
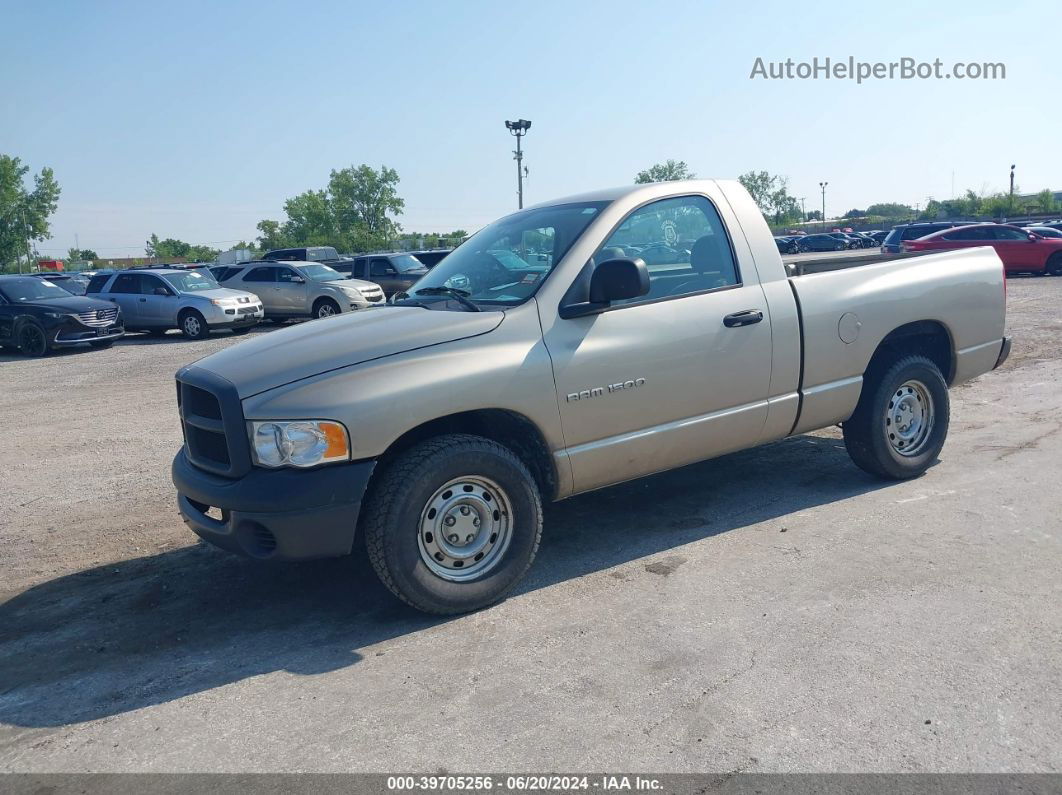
(184, 316, 201, 336)
(20, 326, 46, 355)
(418, 475, 513, 582)
(318, 303, 336, 317)
(885, 379, 934, 456)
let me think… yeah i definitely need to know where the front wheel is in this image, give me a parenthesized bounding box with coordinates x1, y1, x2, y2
(843, 355, 950, 480)
(362, 434, 543, 615)
(179, 310, 210, 340)
(313, 298, 341, 319)
(18, 323, 49, 357)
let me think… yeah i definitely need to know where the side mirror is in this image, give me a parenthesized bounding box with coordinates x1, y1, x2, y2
(291, 276, 305, 283)
(589, 257, 650, 303)
(561, 257, 649, 318)
(1028, 233, 1039, 241)
(154, 287, 170, 296)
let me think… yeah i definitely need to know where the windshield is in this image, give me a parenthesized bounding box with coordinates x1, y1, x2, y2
(0, 278, 71, 302)
(391, 254, 427, 273)
(399, 201, 608, 307)
(298, 263, 344, 282)
(163, 271, 219, 292)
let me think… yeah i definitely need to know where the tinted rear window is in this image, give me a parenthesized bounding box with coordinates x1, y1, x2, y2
(86, 274, 112, 293)
(901, 224, 951, 240)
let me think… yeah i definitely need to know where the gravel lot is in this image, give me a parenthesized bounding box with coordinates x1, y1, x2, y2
(1, 277, 1060, 772)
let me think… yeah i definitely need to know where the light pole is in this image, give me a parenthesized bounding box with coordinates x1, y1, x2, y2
(799, 196, 806, 224)
(819, 182, 828, 230)
(1009, 163, 1016, 214)
(505, 119, 531, 209)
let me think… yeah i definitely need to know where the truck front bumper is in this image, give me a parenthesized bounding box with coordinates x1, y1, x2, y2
(172, 448, 375, 560)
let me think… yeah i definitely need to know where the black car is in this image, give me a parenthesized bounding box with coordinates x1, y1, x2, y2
(773, 236, 800, 254)
(262, 246, 342, 263)
(332, 252, 429, 297)
(845, 232, 878, 249)
(0, 275, 125, 357)
(827, 232, 862, 250)
(880, 222, 971, 254)
(796, 234, 847, 252)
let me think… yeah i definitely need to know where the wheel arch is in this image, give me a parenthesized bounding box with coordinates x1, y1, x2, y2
(866, 320, 955, 385)
(375, 409, 558, 502)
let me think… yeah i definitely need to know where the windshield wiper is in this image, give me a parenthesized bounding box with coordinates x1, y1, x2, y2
(413, 287, 481, 312)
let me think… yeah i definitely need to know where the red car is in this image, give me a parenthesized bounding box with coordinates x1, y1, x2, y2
(903, 224, 1062, 275)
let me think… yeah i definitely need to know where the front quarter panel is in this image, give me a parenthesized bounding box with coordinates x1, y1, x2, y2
(239, 301, 573, 497)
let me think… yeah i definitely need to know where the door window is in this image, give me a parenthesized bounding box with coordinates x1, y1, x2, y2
(991, 227, 1030, 240)
(110, 273, 144, 293)
(370, 259, 396, 277)
(243, 266, 277, 283)
(594, 195, 739, 306)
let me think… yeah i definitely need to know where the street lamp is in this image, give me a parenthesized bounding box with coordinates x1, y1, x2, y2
(819, 181, 828, 230)
(1009, 164, 1016, 214)
(799, 196, 806, 224)
(505, 119, 532, 209)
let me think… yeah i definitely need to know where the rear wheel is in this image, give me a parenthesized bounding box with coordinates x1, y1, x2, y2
(179, 310, 209, 340)
(1046, 253, 1062, 276)
(843, 354, 949, 480)
(17, 322, 49, 357)
(362, 434, 543, 615)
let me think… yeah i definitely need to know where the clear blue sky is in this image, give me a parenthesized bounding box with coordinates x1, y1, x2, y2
(1, 0, 1058, 257)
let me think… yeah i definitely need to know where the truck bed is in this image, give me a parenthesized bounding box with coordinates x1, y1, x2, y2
(783, 250, 936, 276)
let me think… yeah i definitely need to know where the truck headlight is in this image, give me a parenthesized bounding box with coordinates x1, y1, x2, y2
(248, 420, 350, 468)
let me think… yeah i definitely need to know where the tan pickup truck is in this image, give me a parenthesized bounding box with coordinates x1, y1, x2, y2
(171, 180, 1010, 614)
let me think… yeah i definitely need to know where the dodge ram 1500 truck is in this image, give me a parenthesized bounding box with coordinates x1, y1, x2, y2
(171, 180, 1011, 614)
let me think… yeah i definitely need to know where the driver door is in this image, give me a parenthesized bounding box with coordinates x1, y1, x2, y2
(542, 194, 774, 494)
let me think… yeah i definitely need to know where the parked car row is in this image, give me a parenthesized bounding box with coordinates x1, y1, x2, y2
(774, 230, 884, 254)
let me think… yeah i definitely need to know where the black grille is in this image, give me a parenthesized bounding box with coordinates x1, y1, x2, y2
(176, 366, 251, 478)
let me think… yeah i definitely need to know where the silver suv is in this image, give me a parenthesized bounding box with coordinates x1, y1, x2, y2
(87, 268, 264, 339)
(218, 260, 384, 320)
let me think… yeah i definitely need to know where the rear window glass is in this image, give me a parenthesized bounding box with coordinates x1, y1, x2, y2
(86, 274, 112, 293)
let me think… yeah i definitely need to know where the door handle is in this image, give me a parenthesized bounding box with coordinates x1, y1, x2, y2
(138, 298, 147, 302)
(723, 309, 764, 328)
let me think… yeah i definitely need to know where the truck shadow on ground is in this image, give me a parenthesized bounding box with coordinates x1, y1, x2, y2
(0, 433, 891, 729)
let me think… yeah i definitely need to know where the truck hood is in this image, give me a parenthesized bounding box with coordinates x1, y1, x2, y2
(190, 306, 505, 398)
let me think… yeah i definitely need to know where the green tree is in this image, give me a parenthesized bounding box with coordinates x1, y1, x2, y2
(864, 202, 914, 218)
(67, 247, 99, 261)
(0, 154, 61, 270)
(737, 170, 801, 224)
(1032, 189, 1058, 214)
(255, 220, 288, 251)
(843, 208, 865, 219)
(328, 164, 405, 250)
(634, 160, 694, 184)
(256, 164, 406, 253)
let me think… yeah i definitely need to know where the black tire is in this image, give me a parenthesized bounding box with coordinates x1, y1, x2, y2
(843, 354, 950, 480)
(89, 340, 114, 349)
(179, 310, 209, 340)
(1046, 253, 1062, 277)
(362, 433, 543, 615)
(17, 322, 49, 357)
(313, 298, 341, 319)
